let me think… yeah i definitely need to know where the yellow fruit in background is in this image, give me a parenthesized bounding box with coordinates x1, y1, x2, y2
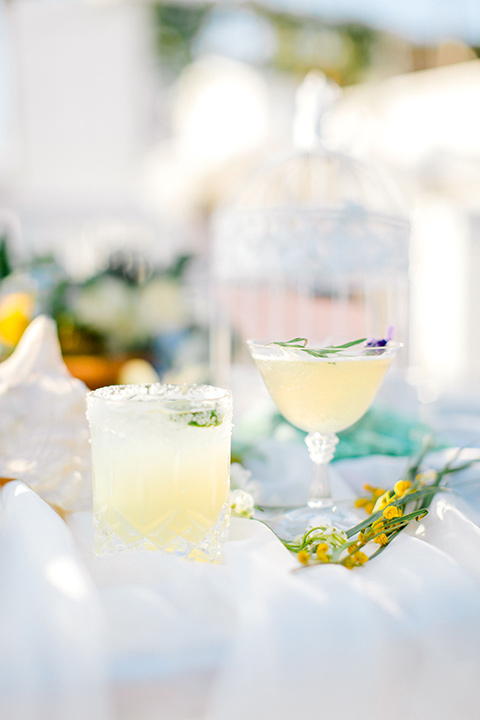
(0, 292, 35, 346)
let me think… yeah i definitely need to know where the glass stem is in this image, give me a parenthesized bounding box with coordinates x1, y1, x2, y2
(305, 432, 339, 508)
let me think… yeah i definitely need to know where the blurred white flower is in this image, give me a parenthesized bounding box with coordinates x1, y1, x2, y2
(230, 461, 252, 490)
(118, 358, 159, 385)
(73, 272, 190, 352)
(419, 469, 438, 484)
(230, 488, 255, 519)
(74, 275, 143, 346)
(137, 277, 188, 335)
(304, 524, 348, 551)
(230, 461, 262, 505)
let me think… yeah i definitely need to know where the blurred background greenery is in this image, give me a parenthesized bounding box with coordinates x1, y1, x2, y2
(1, 0, 480, 399)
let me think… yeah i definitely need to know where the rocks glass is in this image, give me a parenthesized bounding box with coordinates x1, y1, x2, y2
(86, 383, 232, 562)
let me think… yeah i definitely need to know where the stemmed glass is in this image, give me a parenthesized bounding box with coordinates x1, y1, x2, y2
(247, 337, 401, 536)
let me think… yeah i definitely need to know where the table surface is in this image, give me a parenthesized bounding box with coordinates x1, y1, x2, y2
(3, 430, 480, 720)
(4, 312, 480, 719)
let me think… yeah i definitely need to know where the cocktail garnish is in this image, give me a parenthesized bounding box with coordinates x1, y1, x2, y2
(187, 408, 223, 427)
(365, 325, 395, 347)
(270, 337, 367, 358)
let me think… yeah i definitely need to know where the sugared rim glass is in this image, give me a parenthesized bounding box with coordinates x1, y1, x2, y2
(87, 383, 232, 407)
(247, 338, 402, 361)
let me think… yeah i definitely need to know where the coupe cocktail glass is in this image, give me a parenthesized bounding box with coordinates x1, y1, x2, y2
(86, 383, 232, 561)
(247, 339, 401, 535)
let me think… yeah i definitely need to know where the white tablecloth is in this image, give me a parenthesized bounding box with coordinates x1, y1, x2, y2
(3, 451, 480, 720)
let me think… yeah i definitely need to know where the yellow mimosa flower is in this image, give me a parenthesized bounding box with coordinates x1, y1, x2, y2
(315, 543, 329, 556)
(394, 480, 412, 496)
(364, 484, 386, 498)
(354, 497, 368, 508)
(372, 490, 391, 514)
(383, 505, 400, 520)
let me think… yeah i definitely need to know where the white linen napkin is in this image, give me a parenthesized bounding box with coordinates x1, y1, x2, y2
(5, 456, 480, 720)
(0, 481, 112, 720)
(209, 524, 480, 720)
(66, 513, 294, 720)
(207, 453, 480, 720)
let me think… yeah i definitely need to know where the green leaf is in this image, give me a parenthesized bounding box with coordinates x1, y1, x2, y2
(0, 235, 12, 279)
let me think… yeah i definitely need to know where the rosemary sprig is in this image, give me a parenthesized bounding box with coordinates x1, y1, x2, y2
(269, 337, 367, 359)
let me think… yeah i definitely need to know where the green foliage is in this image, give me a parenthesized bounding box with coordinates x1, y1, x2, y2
(0, 236, 12, 280)
(152, 3, 212, 75)
(150, 1, 378, 84)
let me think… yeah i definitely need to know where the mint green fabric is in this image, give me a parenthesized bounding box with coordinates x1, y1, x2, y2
(335, 406, 433, 459)
(232, 405, 434, 464)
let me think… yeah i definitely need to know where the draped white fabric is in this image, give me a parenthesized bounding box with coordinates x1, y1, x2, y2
(3, 452, 480, 720)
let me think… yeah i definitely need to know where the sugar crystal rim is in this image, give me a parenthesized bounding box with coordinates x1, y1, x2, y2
(87, 382, 232, 405)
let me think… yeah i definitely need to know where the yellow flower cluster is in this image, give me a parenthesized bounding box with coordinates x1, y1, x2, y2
(297, 543, 335, 565)
(343, 543, 368, 567)
(394, 479, 413, 496)
(287, 441, 477, 572)
(298, 550, 310, 565)
(315, 542, 330, 562)
(354, 483, 386, 514)
(360, 484, 409, 544)
(291, 525, 350, 568)
(302, 477, 417, 566)
(296, 532, 373, 570)
(344, 550, 368, 568)
(355, 479, 413, 517)
(297, 543, 369, 569)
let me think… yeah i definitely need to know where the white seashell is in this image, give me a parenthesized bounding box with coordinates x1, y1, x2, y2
(0, 315, 92, 512)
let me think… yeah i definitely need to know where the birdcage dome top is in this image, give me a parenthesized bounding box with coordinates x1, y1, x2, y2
(211, 72, 410, 287)
(230, 144, 408, 220)
(223, 71, 408, 224)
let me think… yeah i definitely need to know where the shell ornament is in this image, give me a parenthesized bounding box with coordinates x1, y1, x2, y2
(0, 315, 92, 513)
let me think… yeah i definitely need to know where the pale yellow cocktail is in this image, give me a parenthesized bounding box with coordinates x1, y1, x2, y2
(87, 384, 232, 561)
(251, 353, 392, 434)
(247, 337, 401, 532)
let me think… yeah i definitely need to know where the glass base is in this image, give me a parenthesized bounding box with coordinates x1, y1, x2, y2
(261, 499, 363, 541)
(93, 499, 230, 563)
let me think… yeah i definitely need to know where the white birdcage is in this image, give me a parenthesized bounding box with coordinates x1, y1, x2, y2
(209, 73, 410, 401)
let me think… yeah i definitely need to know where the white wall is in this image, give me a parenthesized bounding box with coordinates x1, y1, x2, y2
(7, 0, 154, 201)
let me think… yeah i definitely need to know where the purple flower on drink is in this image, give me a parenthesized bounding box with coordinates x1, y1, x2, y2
(365, 326, 395, 348)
